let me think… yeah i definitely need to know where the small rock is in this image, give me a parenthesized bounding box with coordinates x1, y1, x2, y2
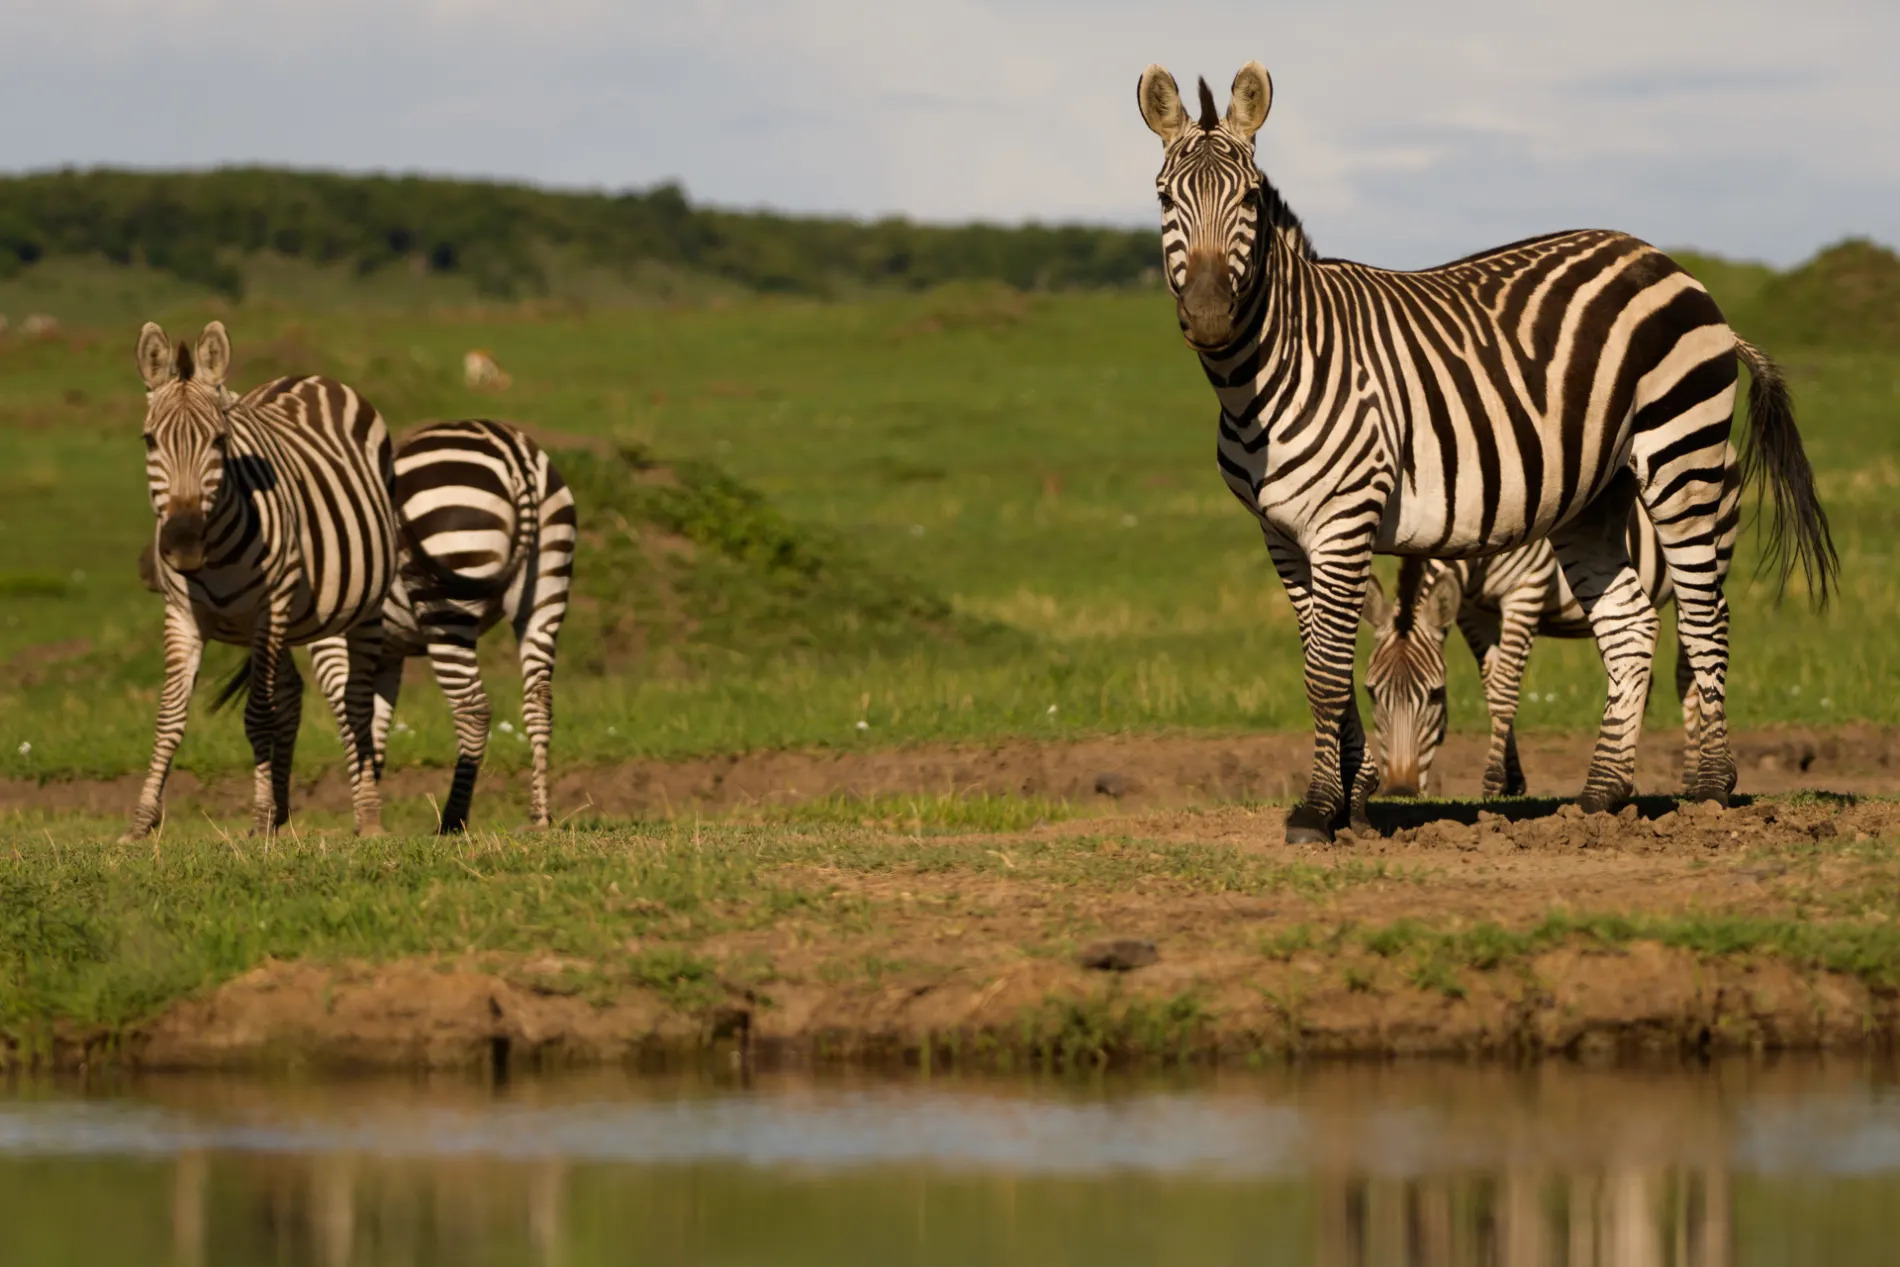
(1557, 803, 1585, 820)
(1618, 804, 1639, 823)
(1652, 810, 1680, 833)
(1093, 771, 1133, 799)
(1078, 938, 1159, 972)
(1477, 810, 1503, 827)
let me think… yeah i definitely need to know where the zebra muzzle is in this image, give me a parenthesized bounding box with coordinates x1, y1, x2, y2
(1178, 254, 1237, 347)
(159, 509, 208, 573)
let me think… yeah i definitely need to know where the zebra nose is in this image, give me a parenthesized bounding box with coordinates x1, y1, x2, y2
(159, 510, 207, 573)
(1179, 254, 1236, 344)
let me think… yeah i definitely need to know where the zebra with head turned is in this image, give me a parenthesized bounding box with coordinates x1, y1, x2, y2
(129, 322, 397, 840)
(1362, 460, 1741, 799)
(184, 419, 578, 832)
(1136, 61, 1836, 842)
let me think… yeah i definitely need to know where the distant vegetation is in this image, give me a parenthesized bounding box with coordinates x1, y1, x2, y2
(0, 167, 1159, 303)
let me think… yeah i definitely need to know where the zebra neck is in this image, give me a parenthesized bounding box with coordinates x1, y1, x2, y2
(1196, 229, 1314, 408)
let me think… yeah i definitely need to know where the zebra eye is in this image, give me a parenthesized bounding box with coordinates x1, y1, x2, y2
(1240, 187, 1260, 209)
(1156, 190, 1175, 211)
(142, 433, 157, 452)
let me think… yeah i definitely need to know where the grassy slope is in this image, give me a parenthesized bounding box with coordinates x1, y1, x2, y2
(2, 262, 1896, 784)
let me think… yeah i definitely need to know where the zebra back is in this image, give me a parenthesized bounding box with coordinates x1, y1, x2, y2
(391, 419, 556, 604)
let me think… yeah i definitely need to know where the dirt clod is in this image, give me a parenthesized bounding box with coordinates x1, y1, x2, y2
(1078, 938, 1160, 972)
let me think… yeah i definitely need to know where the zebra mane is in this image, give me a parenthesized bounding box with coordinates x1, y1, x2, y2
(1196, 78, 1219, 130)
(1257, 178, 1316, 262)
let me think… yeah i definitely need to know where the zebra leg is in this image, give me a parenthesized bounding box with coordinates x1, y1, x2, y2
(370, 651, 404, 785)
(1268, 534, 1376, 843)
(513, 581, 568, 831)
(310, 623, 387, 837)
(427, 633, 491, 834)
(244, 615, 289, 836)
(1674, 630, 1702, 796)
(1631, 389, 1740, 806)
(268, 648, 302, 829)
(125, 603, 204, 840)
(1476, 597, 1542, 798)
(1549, 480, 1659, 815)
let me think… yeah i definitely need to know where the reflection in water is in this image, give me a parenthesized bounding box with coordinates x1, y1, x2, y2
(3, 1060, 1898, 1265)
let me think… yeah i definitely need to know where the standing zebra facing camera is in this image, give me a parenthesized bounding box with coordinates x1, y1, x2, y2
(1136, 60, 1837, 842)
(1362, 459, 1741, 800)
(169, 419, 579, 831)
(128, 321, 397, 840)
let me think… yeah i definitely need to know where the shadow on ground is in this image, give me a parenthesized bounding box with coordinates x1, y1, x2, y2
(1360, 790, 1860, 834)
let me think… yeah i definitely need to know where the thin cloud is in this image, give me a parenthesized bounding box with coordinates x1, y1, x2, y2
(0, 0, 1893, 266)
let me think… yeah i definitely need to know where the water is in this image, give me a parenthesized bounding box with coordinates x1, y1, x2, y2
(3, 1059, 1898, 1265)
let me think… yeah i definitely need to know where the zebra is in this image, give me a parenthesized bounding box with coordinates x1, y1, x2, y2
(1136, 61, 1836, 843)
(184, 420, 578, 832)
(370, 419, 576, 831)
(1362, 459, 1740, 799)
(128, 321, 397, 840)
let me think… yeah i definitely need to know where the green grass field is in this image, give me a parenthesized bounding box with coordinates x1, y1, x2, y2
(4, 239, 1900, 1061)
(3, 247, 1897, 790)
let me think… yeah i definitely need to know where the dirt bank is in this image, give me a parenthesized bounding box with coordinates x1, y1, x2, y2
(6, 723, 1895, 823)
(53, 792, 1900, 1074)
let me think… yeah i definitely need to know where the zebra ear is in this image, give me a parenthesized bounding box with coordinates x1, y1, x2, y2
(1424, 570, 1462, 631)
(1362, 575, 1391, 629)
(1138, 65, 1189, 144)
(136, 322, 172, 389)
(195, 321, 231, 389)
(1226, 61, 1273, 139)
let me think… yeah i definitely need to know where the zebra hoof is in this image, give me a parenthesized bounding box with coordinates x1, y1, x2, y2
(1577, 791, 1628, 816)
(1284, 804, 1335, 845)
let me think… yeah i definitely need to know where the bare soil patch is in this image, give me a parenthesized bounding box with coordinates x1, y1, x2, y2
(96, 792, 1900, 1074)
(6, 724, 1896, 824)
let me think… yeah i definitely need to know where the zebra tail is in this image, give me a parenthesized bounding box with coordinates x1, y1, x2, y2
(1734, 336, 1840, 609)
(209, 654, 253, 714)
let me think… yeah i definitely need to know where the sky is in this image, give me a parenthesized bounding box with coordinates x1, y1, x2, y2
(2, 0, 1895, 268)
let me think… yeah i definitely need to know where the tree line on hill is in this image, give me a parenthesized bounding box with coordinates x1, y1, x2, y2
(0, 167, 1160, 300)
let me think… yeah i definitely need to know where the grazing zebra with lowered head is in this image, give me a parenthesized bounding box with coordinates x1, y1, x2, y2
(128, 321, 396, 839)
(1137, 61, 1837, 842)
(186, 419, 578, 831)
(1363, 459, 1741, 799)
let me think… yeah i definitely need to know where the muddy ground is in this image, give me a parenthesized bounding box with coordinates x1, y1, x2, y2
(5, 723, 1894, 822)
(63, 767, 1900, 1074)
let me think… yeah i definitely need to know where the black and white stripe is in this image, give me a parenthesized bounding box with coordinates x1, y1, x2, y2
(128, 321, 396, 839)
(372, 420, 577, 832)
(1137, 62, 1837, 841)
(1363, 461, 1741, 798)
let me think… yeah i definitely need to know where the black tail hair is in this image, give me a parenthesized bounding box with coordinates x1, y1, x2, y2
(1734, 337, 1840, 608)
(210, 655, 252, 714)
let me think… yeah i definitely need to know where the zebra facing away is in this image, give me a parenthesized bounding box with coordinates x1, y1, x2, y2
(372, 420, 576, 832)
(194, 420, 578, 832)
(1137, 62, 1837, 843)
(129, 322, 397, 840)
(1362, 460, 1741, 799)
